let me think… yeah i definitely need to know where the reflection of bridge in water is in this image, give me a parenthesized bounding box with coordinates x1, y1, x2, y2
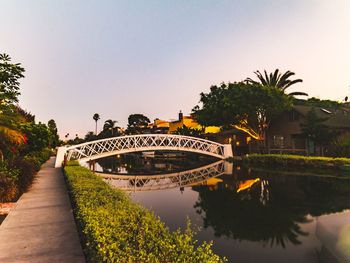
(96, 161, 232, 192)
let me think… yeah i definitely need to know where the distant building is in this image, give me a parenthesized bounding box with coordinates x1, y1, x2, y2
(149, 111, 220, 134)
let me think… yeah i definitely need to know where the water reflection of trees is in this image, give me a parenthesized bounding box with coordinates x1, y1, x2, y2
(96, 153, 217, 175)
(193, 172, 350, 248)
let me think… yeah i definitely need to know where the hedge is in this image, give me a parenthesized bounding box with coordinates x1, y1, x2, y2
(64, 163, 225, 263)
(242, 154, 350, 170)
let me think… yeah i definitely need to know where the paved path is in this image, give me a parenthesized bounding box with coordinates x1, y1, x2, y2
(0, 157, 85, 263)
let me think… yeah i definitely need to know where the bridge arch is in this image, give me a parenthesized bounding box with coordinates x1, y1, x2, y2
(97, 160, 229, 192)
(55, 134, 233, 168)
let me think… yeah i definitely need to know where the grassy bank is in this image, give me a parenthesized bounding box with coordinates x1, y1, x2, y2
(64, 162, 225, 263)
(242, 154, 350, 172)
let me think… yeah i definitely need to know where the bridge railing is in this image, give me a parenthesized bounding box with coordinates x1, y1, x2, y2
(97, 160, 227, 192)
(55, 134, 233, 167)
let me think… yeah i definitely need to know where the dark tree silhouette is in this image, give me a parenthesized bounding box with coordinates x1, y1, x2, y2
(93, 113, 100, 135)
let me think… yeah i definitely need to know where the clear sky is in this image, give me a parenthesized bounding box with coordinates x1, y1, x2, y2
(1, 0, 350, 138)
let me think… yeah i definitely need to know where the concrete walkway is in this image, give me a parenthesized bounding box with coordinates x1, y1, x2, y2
(0, 157, 85, 263)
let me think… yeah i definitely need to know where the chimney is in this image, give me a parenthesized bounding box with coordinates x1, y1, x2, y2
(179, 110, 183, 121)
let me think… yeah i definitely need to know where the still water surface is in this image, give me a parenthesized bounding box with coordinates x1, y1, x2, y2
(97, 154, 350, 262)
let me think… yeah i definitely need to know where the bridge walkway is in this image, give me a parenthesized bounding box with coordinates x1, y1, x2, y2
(0, 157, 85, 263)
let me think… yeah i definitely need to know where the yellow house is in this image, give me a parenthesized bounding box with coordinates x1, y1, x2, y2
(153, 119, 170, 128)
(167, 111, 220, 134)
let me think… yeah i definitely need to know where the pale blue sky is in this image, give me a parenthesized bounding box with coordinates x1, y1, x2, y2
(1, 1, 350, 137)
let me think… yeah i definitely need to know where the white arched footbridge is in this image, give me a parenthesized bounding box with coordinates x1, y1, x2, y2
(55, 134, 233, 168)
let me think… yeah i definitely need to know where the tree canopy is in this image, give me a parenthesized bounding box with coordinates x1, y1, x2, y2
(300, 108, 333, 147)
(0, 53, 25, 104)
(127, 114, 150, 134)
(192, 82, 291, 140)
(100, 119, 120, 138)
(48, 119, 60, 148)
(0, 54, 26, 159)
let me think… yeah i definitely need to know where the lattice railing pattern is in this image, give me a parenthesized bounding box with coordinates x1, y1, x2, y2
(97, 161, 225, 191)
(66, 134, 226, 161)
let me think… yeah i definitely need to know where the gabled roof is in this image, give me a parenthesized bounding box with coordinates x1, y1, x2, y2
(293, 105, 350, 129)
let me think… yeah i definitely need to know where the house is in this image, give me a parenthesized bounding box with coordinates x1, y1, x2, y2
(149, 111, 220, 134)
(266, 105, 350, 155)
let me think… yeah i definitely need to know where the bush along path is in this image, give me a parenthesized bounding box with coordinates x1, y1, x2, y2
(0, 149, 52, 203)
(0, 157, 85, 262)
(64, 162, 226, 263)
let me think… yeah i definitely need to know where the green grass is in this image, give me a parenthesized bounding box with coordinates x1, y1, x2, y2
(64, 162, 225, 263)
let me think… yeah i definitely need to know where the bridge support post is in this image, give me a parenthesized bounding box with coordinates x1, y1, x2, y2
(224, 162, 233, 175)
(223, 144, 233, 158)
(55, 146, 68, 168)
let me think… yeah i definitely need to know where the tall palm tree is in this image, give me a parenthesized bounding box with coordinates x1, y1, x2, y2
(245, 69, 308, 96)
(93, 113, 100, 135)
(103, 119, 117, 136)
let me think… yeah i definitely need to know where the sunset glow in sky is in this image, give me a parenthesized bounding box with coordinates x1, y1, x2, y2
(2, 1, 350, 137)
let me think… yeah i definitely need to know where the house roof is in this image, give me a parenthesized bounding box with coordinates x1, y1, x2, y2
(293, 105, 350, 129)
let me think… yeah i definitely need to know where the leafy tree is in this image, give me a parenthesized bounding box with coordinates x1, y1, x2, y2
(14, 106, 35, 122)
(98, 120, 121, 139)
(84, 131, 97, 142)
(47, 119, 60, 148)
(245, 69, 307, 97)
(329, 132, 350, 157)
(193, 82, 291, 141)
(174, 125, 203, 137)
(0, 53, 25, 104)
(0, 54, 26, 159)
(93, 113, 100, 135)
(127, 114, 150, 134)
(301, 108, 334, 154)
(20, 122, 51, 154)
(0, 105, 29, 160)
(102, 119, 119, 137)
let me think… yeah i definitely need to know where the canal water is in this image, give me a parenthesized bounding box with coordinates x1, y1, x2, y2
(97, 153, 350, 263)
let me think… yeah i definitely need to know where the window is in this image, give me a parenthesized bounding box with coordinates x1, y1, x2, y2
(288, 110, 299, 121)
(273, 135, 284, 148)
(292, 135, 306, 149)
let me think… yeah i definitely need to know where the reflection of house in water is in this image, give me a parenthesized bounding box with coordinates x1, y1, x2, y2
(192, 165, 265, 197)
(193, 178, 223, 191)
(237, 178, 261, 193)
(195, 177, 262, 193)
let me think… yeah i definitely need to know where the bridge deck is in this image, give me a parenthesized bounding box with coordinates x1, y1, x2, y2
(0, 157, 85, 262)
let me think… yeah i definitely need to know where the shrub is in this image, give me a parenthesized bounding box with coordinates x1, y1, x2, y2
(12, 158, 37, 192)
(0, 161, 20, 181)
(0, 173, 18, 202)
(64, 164, 225, 263)
(0, 148, 52, 202)
(328, 132, 350, 157)
(242, 154, 350, 170)
(16, 148, 52, 192)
